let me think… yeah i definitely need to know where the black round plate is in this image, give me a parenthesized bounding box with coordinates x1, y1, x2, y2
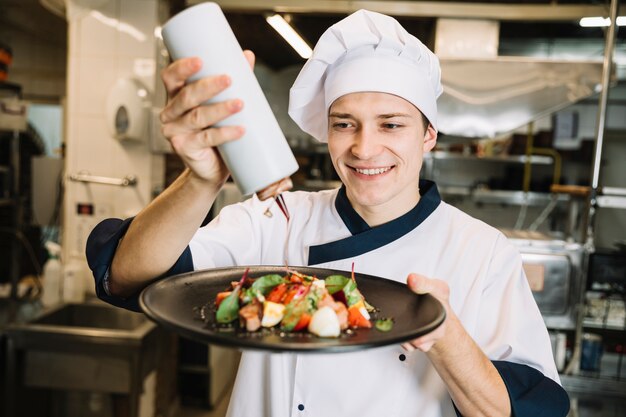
(140, 266, 446, 353)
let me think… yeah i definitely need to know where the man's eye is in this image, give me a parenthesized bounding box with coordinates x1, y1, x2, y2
(383, 123, 401, 129)
(333, 122, 352, 129)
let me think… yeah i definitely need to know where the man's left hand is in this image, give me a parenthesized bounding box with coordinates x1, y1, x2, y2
(402, 273, 454, 353)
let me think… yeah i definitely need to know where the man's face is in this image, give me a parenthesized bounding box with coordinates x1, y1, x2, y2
(327, 92, 437, 223)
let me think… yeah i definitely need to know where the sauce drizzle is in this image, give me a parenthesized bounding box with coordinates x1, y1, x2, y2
(275, 194, 290, 221)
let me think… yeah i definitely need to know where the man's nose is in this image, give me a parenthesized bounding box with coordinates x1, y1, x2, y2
(351, 128, 382, 160)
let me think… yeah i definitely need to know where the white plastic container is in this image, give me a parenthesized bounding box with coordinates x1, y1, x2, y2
(63, 260, 85, 303)
(41, 242, 62, 307)
(161, 2, 299, 196)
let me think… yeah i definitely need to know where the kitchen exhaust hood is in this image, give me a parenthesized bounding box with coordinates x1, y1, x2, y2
(437, 56, 605, 138)
(435, 18, 606, 138)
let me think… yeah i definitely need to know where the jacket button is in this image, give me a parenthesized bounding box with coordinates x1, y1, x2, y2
(399, 354, 406, 361)
(298, 404, 305, 411)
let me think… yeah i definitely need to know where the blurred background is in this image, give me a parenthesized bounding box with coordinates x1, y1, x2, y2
(0, 0, 625, 416)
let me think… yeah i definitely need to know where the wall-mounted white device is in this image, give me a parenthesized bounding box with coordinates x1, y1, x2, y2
(105, 78, 151, 142)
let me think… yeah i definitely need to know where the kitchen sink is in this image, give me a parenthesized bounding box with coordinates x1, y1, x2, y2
(3, 301, 161, 417)
(29, 302, 150, 333)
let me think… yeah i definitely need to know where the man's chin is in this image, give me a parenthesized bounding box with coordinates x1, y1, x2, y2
(350, 192, 390, 210)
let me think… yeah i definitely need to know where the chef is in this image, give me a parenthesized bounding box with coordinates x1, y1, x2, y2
(87, 9, 569, 417)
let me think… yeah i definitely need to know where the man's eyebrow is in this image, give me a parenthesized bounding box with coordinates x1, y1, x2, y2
(328, 112, 353, 118)
(329, 112, 412, 119)
(378, 113, 411, 119)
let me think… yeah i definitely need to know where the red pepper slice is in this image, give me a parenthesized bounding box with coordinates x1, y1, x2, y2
(289, 274, 303, 284)
(266, 283, 288, 303)
(348, 305, 372, 328)
(282, 285, 307, 304)
(292, 313, 312, 331)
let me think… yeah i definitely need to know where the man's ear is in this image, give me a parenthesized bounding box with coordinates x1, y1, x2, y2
(423, 124, 437, 153)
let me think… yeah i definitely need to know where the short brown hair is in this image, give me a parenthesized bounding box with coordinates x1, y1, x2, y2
(421, 113, 430, 130)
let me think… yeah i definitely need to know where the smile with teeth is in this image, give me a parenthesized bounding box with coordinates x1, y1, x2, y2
(353, 166, 392, 176)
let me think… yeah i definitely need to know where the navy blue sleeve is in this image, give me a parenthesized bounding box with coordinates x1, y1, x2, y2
(85, 217, 194, 312)
(452, 361, 569, 417)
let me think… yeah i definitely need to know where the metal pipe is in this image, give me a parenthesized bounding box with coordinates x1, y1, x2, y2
(9, 131, 21, 303)
(523, 122, 534, 193)
(69, 173, 138, 187)
(532, 148, 561, 187)
(590, 7, 618, 191)
(585, 0, 619, 247)
(566, 0, 621, 376)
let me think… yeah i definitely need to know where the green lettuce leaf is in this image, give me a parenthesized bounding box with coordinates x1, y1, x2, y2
(324, 275, 350, 294)
(216, 287, 241, 324)
(250, 274, 285, 295)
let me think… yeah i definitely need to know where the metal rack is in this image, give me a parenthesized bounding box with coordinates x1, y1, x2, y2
(424, 150, 553, 165)
(0, 82, 25, 308)
(551, 4, 626, 416)
(421, 149, 566, 210)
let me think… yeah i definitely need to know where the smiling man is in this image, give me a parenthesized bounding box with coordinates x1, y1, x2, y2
(87, 9, 569, 417)
(326, 93, 437, 225)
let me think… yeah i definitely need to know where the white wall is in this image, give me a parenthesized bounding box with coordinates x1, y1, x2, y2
(62, 1, 163, 415)
(62, 0, 164, 289)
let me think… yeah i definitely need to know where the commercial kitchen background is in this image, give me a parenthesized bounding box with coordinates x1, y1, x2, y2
(0, 0, 625, 416)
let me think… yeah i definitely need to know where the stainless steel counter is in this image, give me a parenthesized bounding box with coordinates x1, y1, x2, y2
(3, 300, 160, 417)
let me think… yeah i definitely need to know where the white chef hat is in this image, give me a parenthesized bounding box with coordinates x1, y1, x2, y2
(288, 9, 443, 142)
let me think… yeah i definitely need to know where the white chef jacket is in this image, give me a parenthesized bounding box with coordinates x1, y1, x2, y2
(186, 181, 560, 417)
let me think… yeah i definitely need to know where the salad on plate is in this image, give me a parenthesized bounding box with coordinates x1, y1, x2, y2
(214, 268, 390, 338)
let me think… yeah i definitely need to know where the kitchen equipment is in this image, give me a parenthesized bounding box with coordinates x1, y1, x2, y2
(588, 249, 626, 292)
(580, 332, 603, 372)
(140, 266, 446, 353)
(105, 78, 151, 142)
(0, 98, 28, 132)
(501, 229, 584, 330)
(161, 2, 298, 196)
(4, 302, 159, 417)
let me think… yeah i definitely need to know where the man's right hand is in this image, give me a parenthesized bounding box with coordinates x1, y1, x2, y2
(159, 51, 256, 187)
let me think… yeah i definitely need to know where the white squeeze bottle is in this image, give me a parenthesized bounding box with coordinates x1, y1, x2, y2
(63, 260, 86, 303)
(161, 2, 299, 196)
(41, 241, 62, 307)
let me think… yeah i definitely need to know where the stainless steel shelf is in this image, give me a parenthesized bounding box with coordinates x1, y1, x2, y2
(603, 187, 626, 197)
(597, 195, 626, 210)
(583, 319, 626, 332)
(425, 151, 553, 165)
(561, 374, 626, 398)
(439, 187, 570, 206)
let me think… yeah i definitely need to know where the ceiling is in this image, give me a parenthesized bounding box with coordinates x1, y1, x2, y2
(0, 0, 622, 70)
(220, 8, 623, 70)
(224, 12, 438, 69)
(208, 0, 626, 69)
(0, 0, 66, 49)
(0, 0, 623, 99)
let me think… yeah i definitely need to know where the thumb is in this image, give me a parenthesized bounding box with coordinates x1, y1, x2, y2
(243, 50, 256, 70)
(407, 273, 449, 301)
(407, 273, 434, 294)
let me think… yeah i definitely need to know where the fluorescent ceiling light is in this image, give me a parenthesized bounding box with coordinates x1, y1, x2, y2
(266, 14, 312, 59)
(579, 16, 626, 27)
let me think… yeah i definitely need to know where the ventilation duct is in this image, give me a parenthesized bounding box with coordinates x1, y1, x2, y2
(436, 18, 606, 138)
